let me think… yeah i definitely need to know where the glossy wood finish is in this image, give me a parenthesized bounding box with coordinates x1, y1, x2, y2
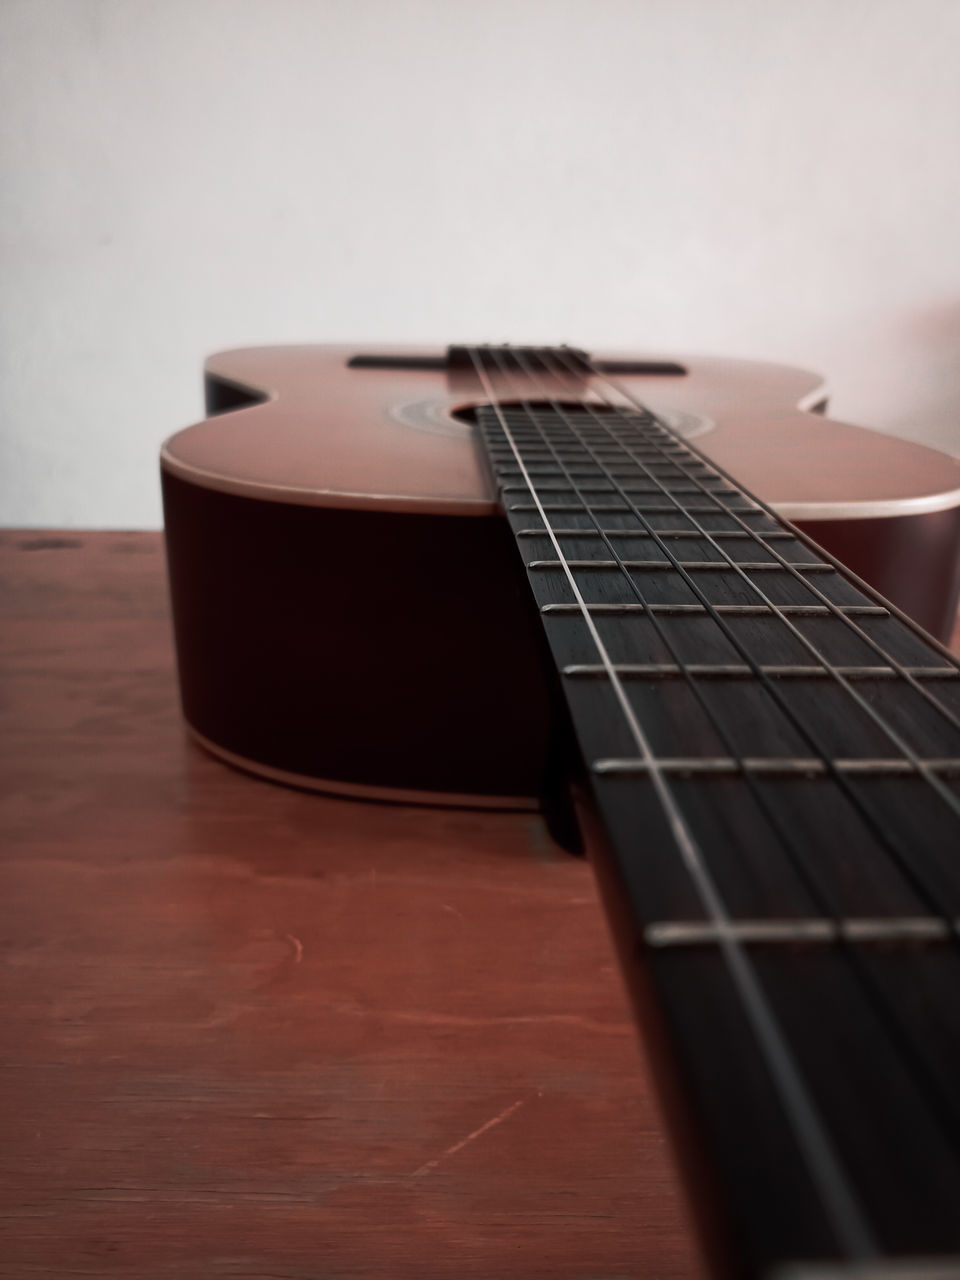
(0, 531, 704, 1278)
(162, 345, 960, 521)
(161, 470, 553, 804)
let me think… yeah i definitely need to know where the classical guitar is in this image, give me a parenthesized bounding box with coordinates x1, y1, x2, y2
(162, 345, 960, 1279)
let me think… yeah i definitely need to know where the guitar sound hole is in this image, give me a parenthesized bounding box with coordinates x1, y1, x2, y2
(451, 400, 625, 424)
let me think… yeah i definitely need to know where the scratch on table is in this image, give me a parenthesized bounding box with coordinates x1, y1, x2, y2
(332, 1002, 630, 1033)
(411, 1097, 528, 1178)
(283, 933, 303, 964)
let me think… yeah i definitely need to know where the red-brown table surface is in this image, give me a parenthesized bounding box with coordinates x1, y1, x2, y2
(0, 531, 706, 1279)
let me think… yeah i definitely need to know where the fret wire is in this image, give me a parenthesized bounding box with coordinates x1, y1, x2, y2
(541, 603, 889, 617)
(593, 758, 960, 777)
(501, 483, 735, 495)
(510, 347, 960, 927)
(563, 663, 960, 681)
(537, 349, 960, 832)
(529, 560, 834, 572)
(507, 502, 762, 514)
(645, 917, 956, 947)
(561, 350, 960, 739)
(470, 344, 877, 1261)
(515, 528, 799, 540)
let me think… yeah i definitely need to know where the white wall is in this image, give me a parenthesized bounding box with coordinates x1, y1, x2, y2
(2, 0, 959, 528)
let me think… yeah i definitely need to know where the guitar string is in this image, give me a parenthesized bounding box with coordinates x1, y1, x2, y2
(559, 350, 960, 741)
(467, 344, 878, 1263)
(508, 346, 960, 922)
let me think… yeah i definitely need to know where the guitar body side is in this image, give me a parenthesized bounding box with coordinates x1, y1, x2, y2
(161, 467, 553, 805)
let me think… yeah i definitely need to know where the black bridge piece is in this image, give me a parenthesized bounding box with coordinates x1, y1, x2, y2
(346, 347, 687, 377)
(445, 345, 594, 375)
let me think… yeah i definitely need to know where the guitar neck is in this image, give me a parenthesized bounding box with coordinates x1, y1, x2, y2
(474, 351, 960, 1279)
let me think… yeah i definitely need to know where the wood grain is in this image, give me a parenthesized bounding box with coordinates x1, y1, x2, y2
(0, 531, 704, 1278)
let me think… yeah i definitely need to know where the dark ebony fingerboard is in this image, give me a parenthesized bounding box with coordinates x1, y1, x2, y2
(476, 384, 960, 1279)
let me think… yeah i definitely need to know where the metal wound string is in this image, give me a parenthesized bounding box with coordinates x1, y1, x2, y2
(469, 343, 878, 1261)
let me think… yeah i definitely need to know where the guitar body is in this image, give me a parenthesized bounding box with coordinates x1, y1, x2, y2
(161, 345, 960, 807)
(163, 345, 960, 1278)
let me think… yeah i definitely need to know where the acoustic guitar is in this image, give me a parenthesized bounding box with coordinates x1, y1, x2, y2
(162, 344, 960, 1279)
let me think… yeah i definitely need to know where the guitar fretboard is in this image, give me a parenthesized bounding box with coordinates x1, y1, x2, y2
(476, 380, 960, 1277)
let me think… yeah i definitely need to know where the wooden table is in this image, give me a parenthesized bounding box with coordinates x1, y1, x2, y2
(0, 531, 704, 1278)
